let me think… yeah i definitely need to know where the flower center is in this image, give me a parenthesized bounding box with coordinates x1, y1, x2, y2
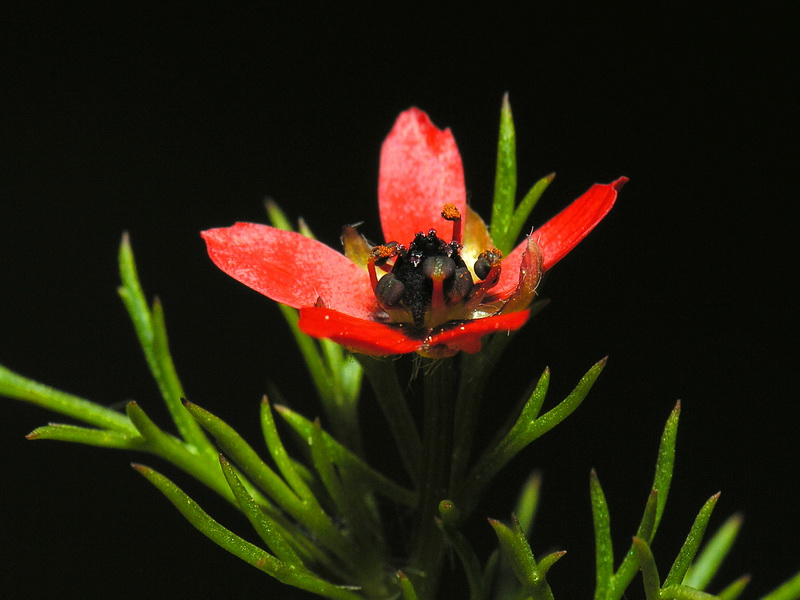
(368, 205, 502, 330)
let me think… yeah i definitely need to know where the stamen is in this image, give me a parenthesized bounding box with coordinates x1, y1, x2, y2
(375, 273, 405, 306)
(441, 203, 463, 246)
(422, 255, 455, 327)
(467, 249, 503, 311)
(368, 244, 398, 289)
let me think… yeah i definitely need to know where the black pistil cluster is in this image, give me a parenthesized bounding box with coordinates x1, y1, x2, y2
(375, 229, 472, 328)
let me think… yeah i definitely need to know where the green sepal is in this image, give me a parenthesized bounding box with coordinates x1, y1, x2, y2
(490, 93, 518, 255)
(506, 173, 556, 251)
(632, 537, 661, 600)
(490, 515, 558, 600)
(683, 512, 743, 591)
(117, 233, 212, 456)
(760, 570, 800, 600)
(664, 493, 721, 588)
(132, 464, 362, 600)
(275, 404, 416, 507)
(464, 359, 605, 501)
(0, 363, 136, 434)
(26, 423, 143, 449)
(218, 454, 305, 566)
(591, 469, 614, 600)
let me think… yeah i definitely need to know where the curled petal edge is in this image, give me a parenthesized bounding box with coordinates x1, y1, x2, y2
(496, 177, 627, 296)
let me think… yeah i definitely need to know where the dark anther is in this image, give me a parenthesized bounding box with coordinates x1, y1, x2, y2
(447, 267, 473, 302)
(370, 243, 399, 267)
(474, 257, 492, 280)
(474, 249, 502, 280)
(422, 255, 456, 281)
(375, 273, 406, 306)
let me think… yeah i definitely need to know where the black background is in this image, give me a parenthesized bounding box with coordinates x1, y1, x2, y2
(2, 4, 796, 599)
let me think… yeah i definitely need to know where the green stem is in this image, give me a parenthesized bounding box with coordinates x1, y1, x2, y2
(408, 358, 456, 599)
(450, 332, 514, 495)
(356, 355, 421, 486)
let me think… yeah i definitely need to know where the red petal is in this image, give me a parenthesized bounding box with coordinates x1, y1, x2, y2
(298, 307, 422, 355)
(378, 108, 467, 244)
(202, 223, 378, 319)
(496, 177, 627, 294)
(424, 310, 530, 355)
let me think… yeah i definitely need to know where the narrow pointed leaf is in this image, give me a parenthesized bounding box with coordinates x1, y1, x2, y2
(265, 197, 294, 231)
(26, 423, 143, 449)
(465, 358, 605, 500)
(133, 464, 362, 600)
(356, 354, 420, 485)
(638, 489, 660, 543)
(308, 419, 356, 532)
(150, 297, 213, 455)
(397, 571, 420, 600)
(717, 575, 750, 600)
(633, 537, 661, 600)
(180, 400, 339, 536)
(760, 570, 800, 600)
(276, 404, 416, 507)
(538, 551, 567, 576)
(664, 493, 721, 588)
(611, 490, 659, 598)
(683, 514, 743, 590)
(260, 396, 315, 501)
(118, 234, 211, 454)
(507, 173, 556, 248)
(684, 512, 743, 590)
(219, 454, 305, 566)
(436, 513, 485, 600)
(490, 516, 556, 600)
(591, 469, 614, 600)
(0, 364, 136, 434)
(491, 93, 518, 254)
(661, 585, 720, 599)
(126, 401, 236, 504)
(514, 471, 543, 537)
(652, 401, 681, 531)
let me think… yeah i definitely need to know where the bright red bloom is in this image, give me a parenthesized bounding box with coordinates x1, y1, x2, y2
(202, 108, 626, 357)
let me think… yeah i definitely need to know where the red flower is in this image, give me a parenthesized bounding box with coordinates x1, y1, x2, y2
(202, 108, 626, 357)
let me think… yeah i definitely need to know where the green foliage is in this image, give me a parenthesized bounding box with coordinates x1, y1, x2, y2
(2, 97, 798, 600)
(489, 93, 555, 255)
